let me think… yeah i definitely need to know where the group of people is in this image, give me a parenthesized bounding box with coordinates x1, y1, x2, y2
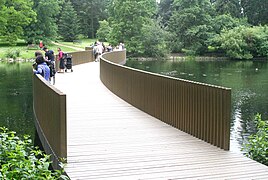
(34, 40, 126, 81)
(93, 41, 125, 61)
(33, 46, 65, 83)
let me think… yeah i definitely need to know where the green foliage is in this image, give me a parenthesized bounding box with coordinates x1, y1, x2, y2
(241, 0, 268, 25)
(58, 1, 79, 42)
(0, 0, 36, 45)
(243, 114, 268, 166)
(139, 19, 170, 58)
(23, 0, 61, 44)
(168, 0, 215, 54)
(211, 14, 247, 34)
(96, 20, 112, 42)
(0, 127, 68, 179)
(212, 25, 268, 59)
(5, 49, 21, 59)
(71, 0, 109, 38)
(158, 0, 173, 27)
(213, 0, 242, 18)
(108, 0, 157, 55)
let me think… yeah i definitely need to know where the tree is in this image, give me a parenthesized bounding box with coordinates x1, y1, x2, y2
(58, 1, 79, 42)
(212, 0, 242, 18)
(158, 0, 174, 27)
(71, 0, 110, 38)
(212, 25, 268, 59)
(140, 19, 170, 57)
(241, 0, 268, 25)
(168, 0, 215, 54)
(96, 20, 112, 42)
(24, 0, 61, 44)
(0, 0, 36, 45)
(108, 0, 158, 55)
(211, 14, 247, 34)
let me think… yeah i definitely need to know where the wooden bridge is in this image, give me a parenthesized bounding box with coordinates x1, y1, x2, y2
(33, 50, 268, 179)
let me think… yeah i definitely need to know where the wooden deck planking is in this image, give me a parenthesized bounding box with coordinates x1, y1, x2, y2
(54, 62, 268, 180)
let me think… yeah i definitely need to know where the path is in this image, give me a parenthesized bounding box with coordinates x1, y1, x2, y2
(54, 62, 268, 180)
(52, 41, 84, 51)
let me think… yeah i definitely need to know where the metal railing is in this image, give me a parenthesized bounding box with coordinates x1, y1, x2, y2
(55, 49, 93, 71)
(100, 51, 231, 150)
(33, 50, 93, 170)
(33, 74, 66, 170)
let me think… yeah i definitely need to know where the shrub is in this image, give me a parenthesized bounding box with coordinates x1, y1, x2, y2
(139, 19, 170, 58)
(96, 20, 112, 42)
(243, 114, 268, 166)
(5, 49, 21, 59)
(0, 127, 68, 179)
(212, 25, 268, 59)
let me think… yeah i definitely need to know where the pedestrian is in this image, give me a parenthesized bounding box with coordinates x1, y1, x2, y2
(39, 41, 44, 49)
(35, 50, 43, 57)
(43, 47, 56, 79)
(33, 55, 50, 82)
(43, 47, 55, 62)
(57, 47, 65, 73)
(107, 44, 113, 52)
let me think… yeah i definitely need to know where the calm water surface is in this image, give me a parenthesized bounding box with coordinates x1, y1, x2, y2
(0, 62, 34, 138)
(126, 59, 268, 152)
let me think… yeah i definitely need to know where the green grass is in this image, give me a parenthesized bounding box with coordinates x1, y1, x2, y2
(57, 38, 97, 49)
(0, 39, 94, 60)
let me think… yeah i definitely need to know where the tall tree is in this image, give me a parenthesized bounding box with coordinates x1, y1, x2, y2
(96, 20, 112, 42)
(0, 0, 36, 45)
(168, 0, 215, 54)
(108, 0, 157, 55)
(71, 0, 109, 38)
(24, 0, 61, 44)
(58, 1, 79, 41)
(241, 0, 268, 25)
(158, 0, 174, 27)
(212, 0, 242, 18)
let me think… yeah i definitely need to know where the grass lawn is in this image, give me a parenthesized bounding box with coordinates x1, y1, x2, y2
(0, 39, 93, 60)
(57, 38, 97, 49)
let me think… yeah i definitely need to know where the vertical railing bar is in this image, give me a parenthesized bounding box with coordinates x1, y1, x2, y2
(100, 51, 231, 150)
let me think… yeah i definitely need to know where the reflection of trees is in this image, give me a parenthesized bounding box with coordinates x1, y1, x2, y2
(222, 60, 268, 149)
(0, 63, 34, 139)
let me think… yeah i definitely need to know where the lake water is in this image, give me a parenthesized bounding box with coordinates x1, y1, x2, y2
(126, 59, 268, 152)
(0, 62, 35, 138)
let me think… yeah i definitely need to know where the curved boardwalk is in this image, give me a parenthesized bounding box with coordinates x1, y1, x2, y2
(54, 62, 268, 180)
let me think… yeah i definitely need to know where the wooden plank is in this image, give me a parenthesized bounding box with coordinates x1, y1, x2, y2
(54, 62, 268, 180)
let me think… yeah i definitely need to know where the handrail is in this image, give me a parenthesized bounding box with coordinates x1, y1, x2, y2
(55, 49, 93, 71)
(33, 50, 93, 170)
(100, 51, 231, 150)
(33, 74, 66, 170)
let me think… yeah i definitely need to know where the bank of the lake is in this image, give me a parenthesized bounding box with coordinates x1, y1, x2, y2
(126, 59, 268, 152)
(0, 62, 35, 138)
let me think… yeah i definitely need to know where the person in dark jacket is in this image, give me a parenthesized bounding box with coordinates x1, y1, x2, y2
(43, 47, 55, 61)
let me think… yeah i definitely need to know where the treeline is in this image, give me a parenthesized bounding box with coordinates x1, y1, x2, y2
(0, 0, 109, 44)
(1, 0, 268, 59)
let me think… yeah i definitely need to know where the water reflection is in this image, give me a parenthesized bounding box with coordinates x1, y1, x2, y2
(126, 59, 268, 152)
(0, 62, 34, 138)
